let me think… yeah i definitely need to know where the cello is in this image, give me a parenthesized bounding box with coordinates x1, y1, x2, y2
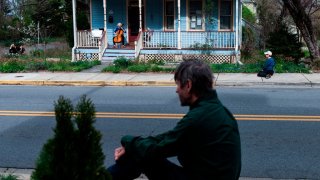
(113, 28, 124, 44)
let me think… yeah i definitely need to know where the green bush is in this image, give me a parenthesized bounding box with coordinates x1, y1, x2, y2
(150, 65, 163, 72)
(102, 65, 121, 73)
(25, 61, 49, 71)
(0, 60, 25, 73)
(32, 96, 111, 180)
(0, 174, 18, 180)
(30, 49, 44, 57)
(113, 57, 133, 68)
(242, 5, 256, 23)
(127, 64, 150, 72)
(275, 59, 309, 73)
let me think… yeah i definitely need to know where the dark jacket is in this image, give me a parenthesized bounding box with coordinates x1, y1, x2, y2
(121, 90, 242, 180)
(263, 57, 275, 71)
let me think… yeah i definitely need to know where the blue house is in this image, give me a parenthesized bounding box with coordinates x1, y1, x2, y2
(72, 0, 242, 63)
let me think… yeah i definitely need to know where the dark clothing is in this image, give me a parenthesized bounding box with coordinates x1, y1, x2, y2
(112, 90, 242, 180)
(108, 157, 189, 180)
(263, 57, 275, 71)
(257, 57, 275, 77)
(257, 70, 274, 77)
(9, 47, 17, 54)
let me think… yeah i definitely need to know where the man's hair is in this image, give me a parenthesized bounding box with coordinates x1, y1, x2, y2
(174, 60, 214, 96)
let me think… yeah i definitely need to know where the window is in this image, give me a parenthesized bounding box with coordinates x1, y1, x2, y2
(164, 0, 175, 30)
(188, 0, 203, 30)
(220, 0, 232, 30)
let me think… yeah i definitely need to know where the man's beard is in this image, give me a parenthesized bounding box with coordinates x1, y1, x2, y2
(179, 95, 192, 106)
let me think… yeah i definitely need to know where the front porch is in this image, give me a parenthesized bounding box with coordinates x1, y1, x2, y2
(72, 0, 242, 63)
(75, 30, 237, 62)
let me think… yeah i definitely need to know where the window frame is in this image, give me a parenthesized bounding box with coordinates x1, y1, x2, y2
(163, 0, 176, 31)
(219, 0, 234, 31)
(187, 0, 205, 31)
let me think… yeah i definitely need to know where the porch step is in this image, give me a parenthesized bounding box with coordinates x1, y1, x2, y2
(102, 48, 135, 61)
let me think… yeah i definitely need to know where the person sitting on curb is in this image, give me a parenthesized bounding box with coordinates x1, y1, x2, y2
(9, 44, 17, 54)
(257, 50, 276, 79)
(107, 60, 242, 180)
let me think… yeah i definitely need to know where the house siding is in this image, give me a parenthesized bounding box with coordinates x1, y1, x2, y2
(88, 0, 239, 51)
(146, 0, 163, 30)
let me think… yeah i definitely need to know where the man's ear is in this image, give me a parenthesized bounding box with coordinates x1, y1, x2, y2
(186, 79, 192, 93)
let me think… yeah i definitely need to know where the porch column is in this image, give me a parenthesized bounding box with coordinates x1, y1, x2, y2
(71, 0, 77, 61)
(235, 0, 240, 64)
(139, 0, 142, 31)
(178, 0, 181, 49)
(103, 0, 108, 44)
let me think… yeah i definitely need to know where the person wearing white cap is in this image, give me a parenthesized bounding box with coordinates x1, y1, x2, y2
(257, 50, 276, 79)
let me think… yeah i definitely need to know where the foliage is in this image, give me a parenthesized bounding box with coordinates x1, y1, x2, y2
(31, 95, 111, 180)
(102, 65, 121, 73)
(256, 0, 280, 49)
(241, 26, 256, 60)
(0, 174, 18, 180)
(242, 5, 256, 24)
(127, 64, 150, 72)
(113, 57, 134, 68)
(274, 59, 309, 73)
(0, 58, 100, 73)
(32, 96, 76, 180)
(48, 60, 100, 72)
(281, 0, 320, 62)
(30, 49, 45, 57)
(210, 59, 309, 73)
(266, 23, 304, 63)
(0, 59, 24, 73)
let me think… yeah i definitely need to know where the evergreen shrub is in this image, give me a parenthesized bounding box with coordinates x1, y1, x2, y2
(31, 95, 111, 180)
(266, 23, 304, 63)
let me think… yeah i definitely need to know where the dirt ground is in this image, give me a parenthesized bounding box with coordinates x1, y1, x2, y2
(0, 41, 69, 56)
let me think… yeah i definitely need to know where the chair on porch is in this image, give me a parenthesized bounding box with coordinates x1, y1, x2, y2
(144, 28, 154, 46)
(91, 29, 103, 46)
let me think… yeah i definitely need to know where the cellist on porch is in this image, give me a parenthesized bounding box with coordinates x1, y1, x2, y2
(113, 23, 126, 48)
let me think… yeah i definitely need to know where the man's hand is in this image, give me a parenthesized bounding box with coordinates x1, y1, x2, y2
(114, 146, 126, 161)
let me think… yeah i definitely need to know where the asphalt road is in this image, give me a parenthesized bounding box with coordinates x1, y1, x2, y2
(0, 86, 320, 179)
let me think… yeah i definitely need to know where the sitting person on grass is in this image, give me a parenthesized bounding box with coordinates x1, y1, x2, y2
(257, 50, 276, 79)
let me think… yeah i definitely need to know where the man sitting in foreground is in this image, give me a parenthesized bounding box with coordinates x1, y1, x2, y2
(108, 60, 242, 180)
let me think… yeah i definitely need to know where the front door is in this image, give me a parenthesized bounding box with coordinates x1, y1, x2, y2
(128, 0, 144, 42)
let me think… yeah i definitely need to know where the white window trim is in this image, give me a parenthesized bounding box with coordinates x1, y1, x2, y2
(163, 0, 176, 31)
(186, 0, 205, 31)
(218, 0, 234, 31)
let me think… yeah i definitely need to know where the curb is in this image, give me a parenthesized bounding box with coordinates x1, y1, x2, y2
(0, 80, 319, 87)
(0, 80, 176, 87)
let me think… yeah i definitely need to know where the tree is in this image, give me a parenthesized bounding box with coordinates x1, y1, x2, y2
(256, 0, 282, 49)
(282, 0, 320, 63)
(32, 96, 76, 180)
(266, 23, 304, 63)
(74, 96, 110, 180)
(0, 0, 12, 40)
(32, 95, 111, 180)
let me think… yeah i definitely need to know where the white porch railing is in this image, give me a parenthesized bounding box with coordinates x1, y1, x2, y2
(143, 31, 178, 48)
(181, 31, 236, 49)
(77, 30, 100, 47)
(142, 31, 235, 49)
(135, 31, 143, 58)
(98, 31, 106, 60)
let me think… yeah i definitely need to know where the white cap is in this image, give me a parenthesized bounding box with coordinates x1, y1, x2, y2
(264, 51, 272, 56)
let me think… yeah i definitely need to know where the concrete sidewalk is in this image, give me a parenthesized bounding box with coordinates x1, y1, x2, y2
(0, 72, 319, 87)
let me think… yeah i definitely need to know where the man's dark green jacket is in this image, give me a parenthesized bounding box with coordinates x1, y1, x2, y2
(121, 90, 241, 179)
